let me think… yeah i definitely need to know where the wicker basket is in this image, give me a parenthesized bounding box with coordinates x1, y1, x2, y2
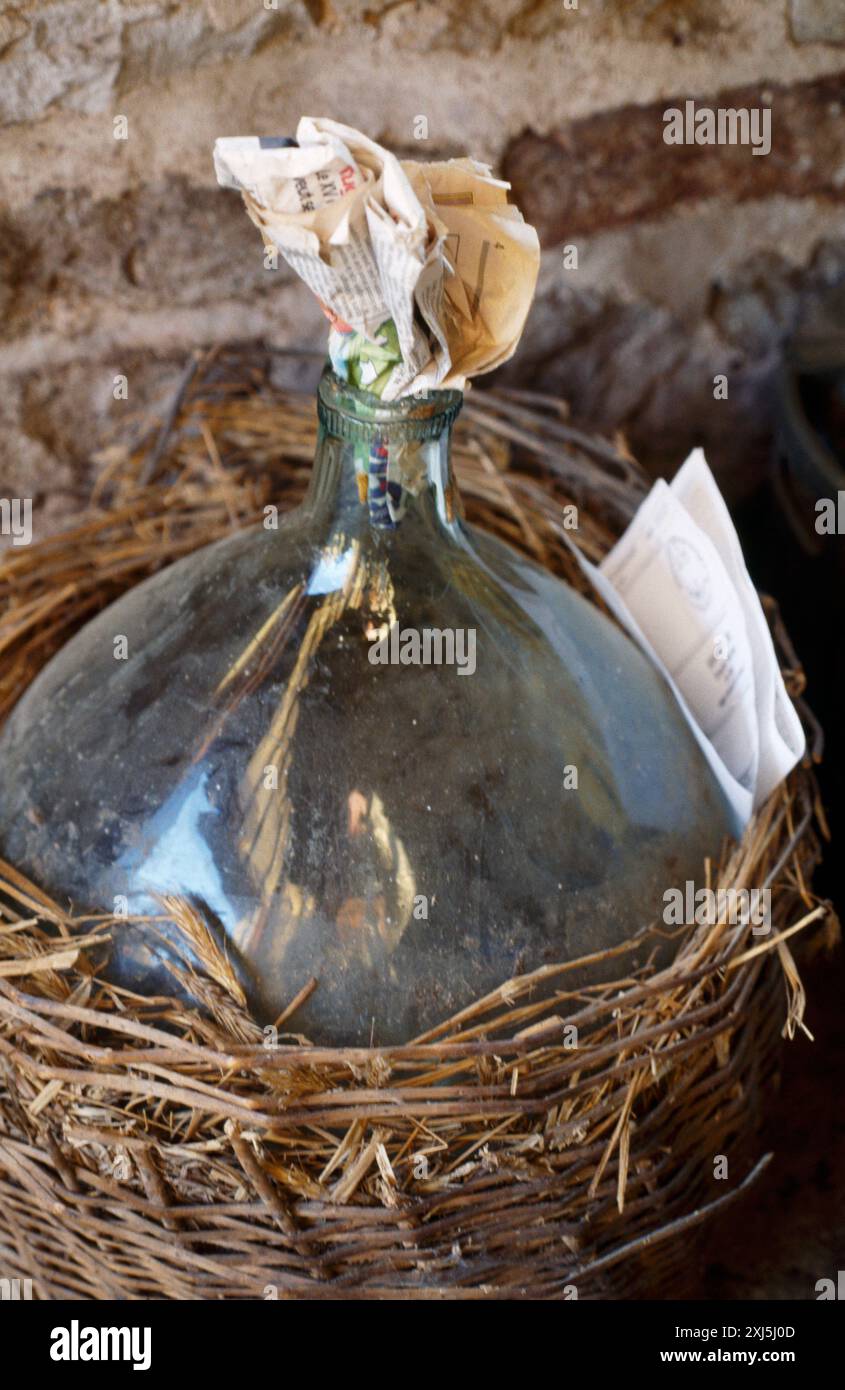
(0, 350, 830, 1300)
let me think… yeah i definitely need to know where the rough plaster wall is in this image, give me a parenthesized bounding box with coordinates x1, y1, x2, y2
(1, 0, 844, 533)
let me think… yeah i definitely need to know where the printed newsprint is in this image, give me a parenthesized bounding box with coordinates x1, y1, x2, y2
(214, 117, 540, 399)
(585, 449, 805, 829)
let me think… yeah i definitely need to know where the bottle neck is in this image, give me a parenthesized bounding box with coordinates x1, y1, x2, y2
(305, 369, 464, 542)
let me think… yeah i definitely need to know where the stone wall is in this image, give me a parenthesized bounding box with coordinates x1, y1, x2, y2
(1, 0, 845, 531)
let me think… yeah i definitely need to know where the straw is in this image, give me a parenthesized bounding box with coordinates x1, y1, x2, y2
(0, 347, 833, 1300)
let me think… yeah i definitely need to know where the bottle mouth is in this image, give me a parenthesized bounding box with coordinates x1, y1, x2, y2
(317, 367, 463, 442)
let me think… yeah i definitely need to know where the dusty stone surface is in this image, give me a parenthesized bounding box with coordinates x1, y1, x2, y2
(2, 2, 843, 209)
(0, 1, 301, 126)
(503, 75, 845, 242)
(790, 0, 845, 45)
(0, 1, 844, 513)
(497, 71, 845, 491)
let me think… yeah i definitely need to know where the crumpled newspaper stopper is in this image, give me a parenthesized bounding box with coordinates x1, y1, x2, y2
(213, 117, 541, 402)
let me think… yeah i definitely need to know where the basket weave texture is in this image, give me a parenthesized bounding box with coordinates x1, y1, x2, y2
(0, 350, 830, 1300)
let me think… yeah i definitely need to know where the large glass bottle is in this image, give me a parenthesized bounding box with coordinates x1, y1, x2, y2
(0, 372, 733, 1043)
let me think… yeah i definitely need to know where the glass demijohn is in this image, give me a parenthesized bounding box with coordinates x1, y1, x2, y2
(0, 372, 734, 1043)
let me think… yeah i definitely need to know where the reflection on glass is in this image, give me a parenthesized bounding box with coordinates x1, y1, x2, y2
(0, 372, 734, 1043)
